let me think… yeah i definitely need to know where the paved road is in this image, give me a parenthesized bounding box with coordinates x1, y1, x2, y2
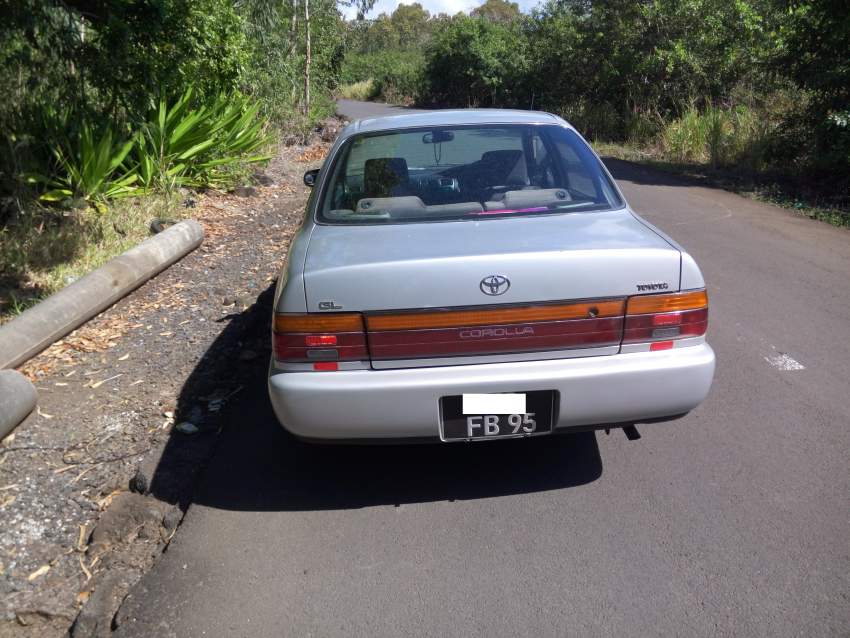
(337, 97, 426, 120)
(116, 101, 850, 637)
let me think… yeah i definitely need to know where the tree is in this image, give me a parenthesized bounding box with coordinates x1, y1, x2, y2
(424, 16, 529, 107)
(772, 0, 850, 172)
(775, 0, 849, 112)
(390, 3, 431, 47)
(304, 0, 311, 114)
(471, 0, 521, 23)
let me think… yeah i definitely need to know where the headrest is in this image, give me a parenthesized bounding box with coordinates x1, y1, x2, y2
(481, 150, 523, 165)
(481, 149, 528, 186)
(364, 157, 409, 197)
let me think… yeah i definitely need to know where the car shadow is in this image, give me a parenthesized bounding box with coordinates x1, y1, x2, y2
(148, 283, 603, 513)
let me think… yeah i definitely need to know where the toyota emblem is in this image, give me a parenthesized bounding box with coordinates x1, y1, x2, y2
(479, 275, 510, 296)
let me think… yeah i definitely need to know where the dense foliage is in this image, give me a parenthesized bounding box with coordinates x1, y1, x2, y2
(1, 0, 846, 216)
(425, 15, 528, 107)
(0, 0, 371, 314)
(0, 0, 368, 207)
(341, 0, 847, 187)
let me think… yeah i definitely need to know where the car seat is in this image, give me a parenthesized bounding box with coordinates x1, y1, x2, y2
(480, 150, 529, 188)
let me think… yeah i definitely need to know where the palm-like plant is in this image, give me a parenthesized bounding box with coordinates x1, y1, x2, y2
(134, 88, 218, 191)
(135, 88, 272, 192)
(193, 93, 273, 188)
(37, 124, 139, 208)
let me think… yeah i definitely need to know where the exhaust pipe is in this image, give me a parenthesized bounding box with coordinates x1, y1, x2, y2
(622, 425, 641, 441)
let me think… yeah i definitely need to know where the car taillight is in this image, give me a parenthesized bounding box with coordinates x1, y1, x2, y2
(273, 313, 368, 365)
(623, 289, 708, 345)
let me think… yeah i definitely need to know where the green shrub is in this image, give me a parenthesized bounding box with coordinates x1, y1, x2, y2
(340, 51, 424, 104)
(557, 101, 624, 141)
(134, 88, 272, 192)
(661, 106, 708, 163)
(371, 59, 424, 105)
(33, 123, 139, 209)
(660, 103, 776, 169)
(625, 112, 663, 145)
(424, 16, 528, 107)
(21, 87, 272, 206)
(705, 107, 732, 169)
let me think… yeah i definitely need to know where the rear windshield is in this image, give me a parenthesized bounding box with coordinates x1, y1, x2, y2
(317, 124, 623, 224)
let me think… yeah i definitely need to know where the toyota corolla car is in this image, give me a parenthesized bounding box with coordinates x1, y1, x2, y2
(268, 110, 715, 442)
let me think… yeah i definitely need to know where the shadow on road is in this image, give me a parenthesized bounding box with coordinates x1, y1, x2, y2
(148, 283, 603, 513)
(601, 156, 713, 189)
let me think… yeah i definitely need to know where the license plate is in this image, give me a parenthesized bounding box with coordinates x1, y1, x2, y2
(440, 391, 556, 441)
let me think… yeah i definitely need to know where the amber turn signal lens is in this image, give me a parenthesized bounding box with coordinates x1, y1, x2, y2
(274, 313, 364, 333)
(626, 289, 707, 315)
(367, 300, 626, 331)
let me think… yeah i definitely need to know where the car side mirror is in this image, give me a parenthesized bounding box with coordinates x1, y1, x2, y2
(303, 169, 319, 187)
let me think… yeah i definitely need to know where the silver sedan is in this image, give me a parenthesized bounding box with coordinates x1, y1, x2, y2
(268, 109, 715, 442)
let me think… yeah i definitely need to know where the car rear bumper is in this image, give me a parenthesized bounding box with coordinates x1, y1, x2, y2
(268, 343, 715, 440)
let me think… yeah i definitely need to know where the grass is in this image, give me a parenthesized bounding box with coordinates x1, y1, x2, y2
(594, 141, 850, 229)
(0, 193, 182, 323)
(338, 79, 376, 102)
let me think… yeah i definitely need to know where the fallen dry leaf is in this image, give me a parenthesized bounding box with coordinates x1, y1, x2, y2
(96, 489, 122, 510)
(54, 465, 76, 475)
(91, 373, 122, 389)
(297, 143, 328, 163)
(79, 555, 92, 581)
(27, 564, 50, 581)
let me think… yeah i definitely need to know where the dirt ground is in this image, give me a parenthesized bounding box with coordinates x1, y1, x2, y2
(0, 131, 333, 637)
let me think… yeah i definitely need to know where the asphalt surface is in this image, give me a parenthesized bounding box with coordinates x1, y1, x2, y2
(115, 101, 850, 637)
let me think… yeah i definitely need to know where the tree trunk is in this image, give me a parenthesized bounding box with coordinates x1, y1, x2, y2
(303, 0, 311, 115)
(286, 0, 298, 58)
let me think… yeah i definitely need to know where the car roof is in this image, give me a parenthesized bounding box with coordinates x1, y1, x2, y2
(342, 109, 570, 138)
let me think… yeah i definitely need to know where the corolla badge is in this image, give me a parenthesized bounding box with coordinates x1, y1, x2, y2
(480, 275, 510, 296)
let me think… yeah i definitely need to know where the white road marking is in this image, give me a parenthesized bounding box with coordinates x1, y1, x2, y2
(765, 353, 806, 371)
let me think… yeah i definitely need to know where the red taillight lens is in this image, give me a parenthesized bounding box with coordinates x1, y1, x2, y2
(651, 313, 682, 326)
(623, 290, 708, 345)
(650, 340, 675, 351)
(273, 313, 367, 364)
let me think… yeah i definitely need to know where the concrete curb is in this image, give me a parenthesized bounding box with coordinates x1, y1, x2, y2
(0, 370, 37, 439)
(0, 220, 204, 370)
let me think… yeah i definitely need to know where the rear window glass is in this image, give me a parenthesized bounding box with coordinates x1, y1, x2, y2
(318, 124, 623, 224)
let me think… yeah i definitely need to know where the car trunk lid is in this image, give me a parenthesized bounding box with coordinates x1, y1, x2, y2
(302, 210, 681, 365)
